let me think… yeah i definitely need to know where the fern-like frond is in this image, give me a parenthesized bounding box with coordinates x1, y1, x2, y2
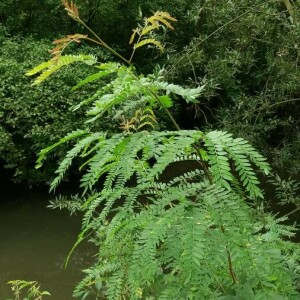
(148, 11, 177, 29)
(25, 61, 53, 76)
(156, 82, 205, 103)
(129, 11, 176, 57)
(50, 34, 88, 58)
(48, 194, 83, 215)
(204, 130, 271, 199)
(26, 54, 97, 85)
(141, 23, 160, 36)
(204, 131, 234, 190)
(48, 63, 206, 122)
(119, 108, 158, 133)
(50, 132, 104, 191)
(107, 268, 125, 300)
(134, 38, 164, 52)
(234, 138, 271, 175)
(73, 79, 116, 112)
(72, 70, 111, 91)
(36, 129, 88, 169)
(154, 11, 178, 22)
(129, 28, 139, 45)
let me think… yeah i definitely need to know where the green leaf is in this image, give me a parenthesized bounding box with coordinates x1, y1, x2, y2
(158, 95, 173, 108)
(134, 38, 164, 52)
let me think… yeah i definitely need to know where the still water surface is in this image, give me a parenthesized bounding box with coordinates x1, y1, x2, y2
(0, 190, 94, 299)
(0, 166, 298, 299)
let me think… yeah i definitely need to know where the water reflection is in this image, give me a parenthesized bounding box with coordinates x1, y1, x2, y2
(0, 191, 94, 299)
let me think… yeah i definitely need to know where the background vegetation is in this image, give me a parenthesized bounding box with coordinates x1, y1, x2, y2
(1, 0, 300, 298)
(0, 0, 299, 184)
(166, 0, 300, 176)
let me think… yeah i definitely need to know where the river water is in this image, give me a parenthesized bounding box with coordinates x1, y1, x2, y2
(0, 189, 94, 299)
(0, 165, 298, 299)
(0, 162, 198, 299)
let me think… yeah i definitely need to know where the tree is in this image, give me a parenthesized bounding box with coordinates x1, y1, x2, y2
(26, 2, 300, 298)
(165, 0, 300, 176)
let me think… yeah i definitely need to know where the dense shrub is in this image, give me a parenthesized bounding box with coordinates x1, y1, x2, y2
(166, 0, 300, 176)
(1, 1, 299, 179)
(0, 37, 110, 183)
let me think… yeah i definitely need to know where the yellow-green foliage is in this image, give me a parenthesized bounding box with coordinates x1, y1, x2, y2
(129, 11, 177, 56)
(6, 280, 50, 300)
(26, 54, 97, 85)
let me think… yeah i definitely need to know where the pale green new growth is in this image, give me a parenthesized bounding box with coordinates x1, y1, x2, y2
(134, 38, 164, 52)
(7, 280, 50, 300)
(26, 54, 97, 85)
(129, 10, 177, 57)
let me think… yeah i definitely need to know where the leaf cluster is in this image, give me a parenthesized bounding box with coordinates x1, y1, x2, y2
(37, 124, 299, 299)
(129, 11, 177, 55)
(6, 280, 50, 300)
(0, 37, 110, 183)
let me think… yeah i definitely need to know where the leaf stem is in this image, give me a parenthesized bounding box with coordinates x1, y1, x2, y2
(129, 32, 142, 63)
(283, 206, 300, 218)
(148, 90, 181, 131)
(166, 1, 270, 76)
(221, 225, 238, 284)
(193, 144, 212, 184)
(78, 19, 131, 65)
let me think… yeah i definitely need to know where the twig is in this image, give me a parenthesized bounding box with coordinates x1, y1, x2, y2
(221, 225, 238, 284)
(166, 2, 267, 76)
(283, 206, 300, 218)
(78, 19, 131, 65)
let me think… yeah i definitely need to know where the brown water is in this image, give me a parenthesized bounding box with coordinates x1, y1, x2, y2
(0, 191, 94, 300)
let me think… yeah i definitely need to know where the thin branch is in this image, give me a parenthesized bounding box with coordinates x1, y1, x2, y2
(242, 98, 300, 120)
(187, 54, 199, 85)
(268, 98, 300, 109)
(129, 32, 142, 63)
(282, 0, 296, 23)
(221, 225, 239, 284)
(78, 19, 131, 65)
(283, 206, 300, 218)
(166, 1, 276, 76)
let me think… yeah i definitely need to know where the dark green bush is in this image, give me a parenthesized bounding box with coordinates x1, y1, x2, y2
(0, 37, 110, 183)
(166, 0, 300, 176)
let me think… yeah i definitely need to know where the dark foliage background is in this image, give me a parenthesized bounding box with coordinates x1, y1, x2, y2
(0, 0, 299, 184)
